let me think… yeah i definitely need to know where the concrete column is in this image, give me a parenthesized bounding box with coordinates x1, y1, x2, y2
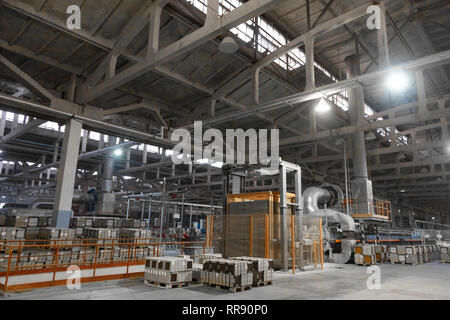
(309, 108, 317, 158)
(345, 55, 374, 215)
(52, 118, 82, 228)
(81, 129, 89, 153)
(147, 0, 165, 57)
(125, 148, 131, 169)
(377, 2, 390, 69)
(0, 111, 6, 137)
(279, 163, 288, 270)
(252, 70, 260, 104)
(305, 34, 315, 91)
(12, 114, 19, 132)
(98, 134, 104, 149)
(416, 71, 427, 114)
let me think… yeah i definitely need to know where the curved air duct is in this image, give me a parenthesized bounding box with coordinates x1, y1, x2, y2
(303, 187, 356, 264)
(29, 192, 94, 209)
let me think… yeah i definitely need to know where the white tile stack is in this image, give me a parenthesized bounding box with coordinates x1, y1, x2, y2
(441, 246, 449, 263)
(144, 256, 193, 287)
(354, 244, 376, 265)
(199, 253, 222, 263)
(201, 258, 254, 291)
(231, 257, 274, 285)
(83, 228, 118, 244)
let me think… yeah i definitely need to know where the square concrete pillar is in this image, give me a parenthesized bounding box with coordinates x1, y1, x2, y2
(52, 118, 82, 228)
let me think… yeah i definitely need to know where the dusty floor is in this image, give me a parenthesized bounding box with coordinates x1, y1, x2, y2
(1, 262, 449, 300)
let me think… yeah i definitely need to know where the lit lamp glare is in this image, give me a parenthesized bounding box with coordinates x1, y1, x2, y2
(386, 71, 409, 92)
(315, 98, 331, 113)
(114, 148, 122, 156)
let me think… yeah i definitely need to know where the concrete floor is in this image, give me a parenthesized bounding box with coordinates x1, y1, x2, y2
(1, 262, 449, 300)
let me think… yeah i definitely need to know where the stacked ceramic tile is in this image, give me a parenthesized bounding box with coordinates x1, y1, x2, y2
(441, 246, 449, 263)
(199, 253, 222, 263)
(231, 257, 274, 285)
(145, 256, 193, 285)
(354, 244, 376, 265)
(201, 258, 253, 289)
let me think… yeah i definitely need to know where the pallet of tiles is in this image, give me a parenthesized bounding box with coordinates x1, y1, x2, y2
(441, 246, 449, 263)
(0, 227, 26, 251)
(199, 253, 222, 264)
(374, 245, 388, 263)
(231, 257, 274, 286)
(404, 246, 418, 265)
(37, 228, 76, 246)
(201, 259, 253, 292)
(389, 246, 399, 264)
(354, 244, 376, 266)
(83, 228, 118, 245)
(144, 256, 193, 288)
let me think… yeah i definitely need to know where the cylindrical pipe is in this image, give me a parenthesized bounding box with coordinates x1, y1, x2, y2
(102, 154, 114, 193)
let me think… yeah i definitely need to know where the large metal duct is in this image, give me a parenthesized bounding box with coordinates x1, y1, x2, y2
(303, 186, 356, 264)
(29, 192, 94, 209)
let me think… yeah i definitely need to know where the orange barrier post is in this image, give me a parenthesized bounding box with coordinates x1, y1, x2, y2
(291, 215, 295, 274)
(209, 216, 214, 247)
(264, 215, 269, 258)
(249, 216, 253, 256)
(313, 240, 317, 269)
(319, 218, 324, 270)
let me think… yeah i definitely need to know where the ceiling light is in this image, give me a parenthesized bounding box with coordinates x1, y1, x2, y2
(365, 131, 377, 141)
(114, 148, 122, 156)
(212, 162, 224, 168)
(400, 189, 406, 193)
(386, 71, 410, 92)
(219, 36, 238, 54)
(315, 98, 331, 113)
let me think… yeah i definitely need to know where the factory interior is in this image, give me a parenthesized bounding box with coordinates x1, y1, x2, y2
(0, 0, 449, 303)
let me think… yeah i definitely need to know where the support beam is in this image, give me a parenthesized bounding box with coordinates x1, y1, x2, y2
(0, 54, 54, 102)
(0, 118, 46, 145)
(376, 2, 390, 68)
(78, 0, 290, 102)
(194, 49, 450, 129)
(52, 118, 82, 228)
(345, 54, 373, 215)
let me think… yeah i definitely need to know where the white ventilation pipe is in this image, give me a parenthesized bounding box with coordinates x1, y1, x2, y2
(303, 186, 356, 264)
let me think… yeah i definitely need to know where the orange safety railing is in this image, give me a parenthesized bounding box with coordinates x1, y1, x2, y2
(343, 198, 391, 219)
(0, 238, 206, 293)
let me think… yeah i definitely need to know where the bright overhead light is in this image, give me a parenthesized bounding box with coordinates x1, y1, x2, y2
(211, 162, 224, 168)
(315, 98, 331, 113)
(386, 71, 409, 92)
(114, 148, 122, 156)
(399, 189, 406, 193)
(0, 150, 3, 154)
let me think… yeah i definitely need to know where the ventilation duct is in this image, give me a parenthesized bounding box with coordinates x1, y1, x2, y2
(303, 186, 356, 264)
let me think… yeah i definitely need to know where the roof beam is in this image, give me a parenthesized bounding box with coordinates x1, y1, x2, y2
(77, 0, 291, 102)
(0, 54, 55, 102)
(0, 118, 46, 145)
